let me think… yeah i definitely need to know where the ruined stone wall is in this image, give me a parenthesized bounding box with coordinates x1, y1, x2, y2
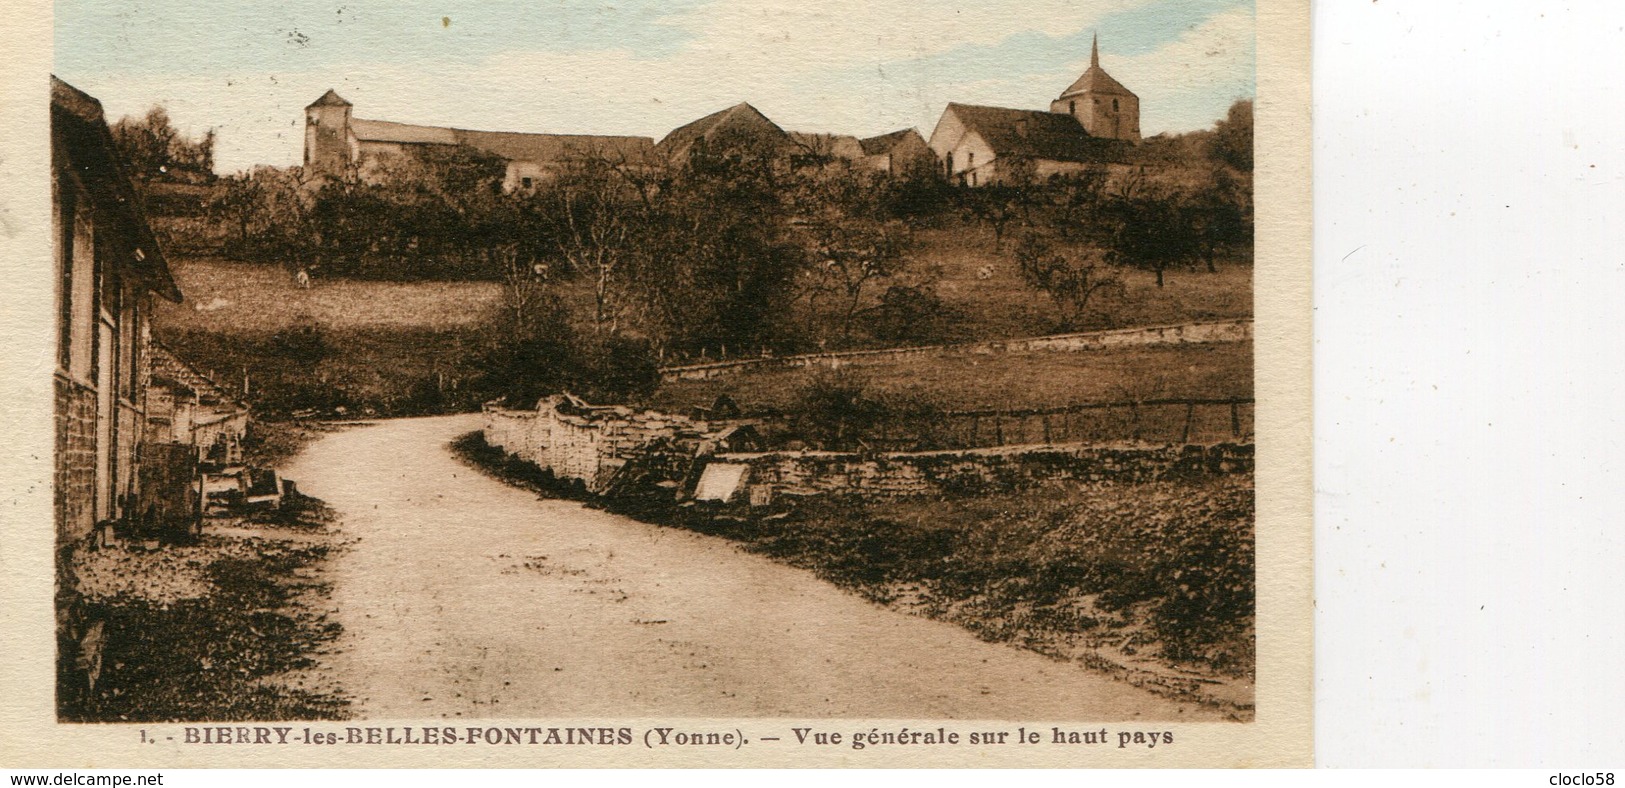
(483, 397, 717, 492)
(716, 442, 1253, 502)
(486, 395, 1254, 505)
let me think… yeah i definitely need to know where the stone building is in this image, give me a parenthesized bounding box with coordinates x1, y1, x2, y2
(303, 89, 658, 189)
(653, 102, 801, 167)
(928, 35, 1136, 186)
(928, 103, 1129, 186)
(51, 76, 184, 547)
(858, 129, 937, 177)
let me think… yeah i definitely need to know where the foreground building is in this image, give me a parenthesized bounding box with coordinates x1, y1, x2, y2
(52, 76, 184, 547)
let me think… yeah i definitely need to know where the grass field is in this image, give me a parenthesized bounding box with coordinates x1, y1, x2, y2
(915, 224, 1254, 340)
(155, 255, 1251, 419)
(646, 342, 1253, 415)
(154, 257, 504, 334)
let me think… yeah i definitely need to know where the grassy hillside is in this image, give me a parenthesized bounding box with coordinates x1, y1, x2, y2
(647, 342, 1253, 415)
(916, 223, 1253, 341)
(155, 254, 1251, 419)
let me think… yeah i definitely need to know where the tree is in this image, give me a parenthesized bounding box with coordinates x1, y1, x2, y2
(1013, 232, 1125, 329)
(1101, 185, 1197, 288)
(1184, 166, 1252, 273)
(536, 155, 642, 334)
(109, 106, 215, 182)
(1209, 99, 1253, 173)
(620, 144, 807, 359)
(956, 184, 1029, 253)
(802, 216, 913, 343)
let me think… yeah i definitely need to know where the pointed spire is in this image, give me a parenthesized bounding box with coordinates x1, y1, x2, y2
(1091, 32, 1100, 68)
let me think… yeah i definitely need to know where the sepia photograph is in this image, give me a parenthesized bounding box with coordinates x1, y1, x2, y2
(24, 0, 1308, 766)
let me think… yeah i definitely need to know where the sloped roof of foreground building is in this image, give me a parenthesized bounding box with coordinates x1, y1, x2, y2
(149, 344, 248, 412)
(943, 103, 1129, 164)
(50, 76, 182, 303)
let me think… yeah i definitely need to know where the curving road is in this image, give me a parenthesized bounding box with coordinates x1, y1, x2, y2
(283, 414, 1221, 721)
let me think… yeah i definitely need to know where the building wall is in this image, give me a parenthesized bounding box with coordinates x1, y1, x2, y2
(55, 376, 98, 544)
(943, 131, 997, 187)
(1051, 93, 1140, 142)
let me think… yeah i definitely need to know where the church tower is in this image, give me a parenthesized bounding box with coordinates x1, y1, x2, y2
(304, 89, 354, 175)
(1050, 34, 1140, 141)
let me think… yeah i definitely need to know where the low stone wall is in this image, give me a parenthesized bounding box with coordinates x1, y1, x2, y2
(660, 318, 1253, 382)
(484, 394, 1253, 506)
(713, 442, 1253, 502)
(483, 395, 750, 493)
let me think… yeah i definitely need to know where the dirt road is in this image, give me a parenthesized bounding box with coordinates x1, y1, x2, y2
(283, 415, 1220, 721)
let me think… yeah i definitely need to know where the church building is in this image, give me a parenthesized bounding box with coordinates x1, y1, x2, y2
(928, 34, 1137, 186)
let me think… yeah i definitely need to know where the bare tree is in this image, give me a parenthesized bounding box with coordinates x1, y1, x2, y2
(1013, 232, 1125, 329)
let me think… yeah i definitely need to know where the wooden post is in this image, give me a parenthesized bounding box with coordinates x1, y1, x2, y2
(1231, 401, 1241, 438)
(1042, 414, 1052, 444)
(994, 415, 1004, 445)
(1181, 402, 1195, 444)
(1131, 403, 1141, 442)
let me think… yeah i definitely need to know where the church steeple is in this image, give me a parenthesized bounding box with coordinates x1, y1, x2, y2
(1050, 33, 1141, 141)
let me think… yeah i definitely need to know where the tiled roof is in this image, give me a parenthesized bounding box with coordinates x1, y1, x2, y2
(947, 103, 1127, 164)
(350, 118, 458, 145)
(307, 89, 353, 108)
(1057, 65, 1135, 99)
(654, 102, 793, 160)
(787, 131, 865, 160)
(50, 76, 182, 303)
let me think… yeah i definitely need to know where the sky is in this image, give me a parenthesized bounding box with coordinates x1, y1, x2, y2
(54, 0, 1255, 174)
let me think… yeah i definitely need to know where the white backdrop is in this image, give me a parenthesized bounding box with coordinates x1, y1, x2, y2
(1314, 0, 1625, 767)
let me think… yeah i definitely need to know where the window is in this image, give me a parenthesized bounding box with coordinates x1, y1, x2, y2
(968, 151, 975, 167)
(521, 177, 533, 189)
(1113, 98, 1120, 111)
(1069, 100, 1076, 115)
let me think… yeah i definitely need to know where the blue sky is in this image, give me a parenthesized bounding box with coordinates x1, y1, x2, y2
(55, 0, 1254, 173)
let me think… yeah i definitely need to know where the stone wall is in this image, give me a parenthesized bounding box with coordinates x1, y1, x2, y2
(714, 442, 1253, 502)
(660, 318, 1253, 381)
(483, 395, 750, 493)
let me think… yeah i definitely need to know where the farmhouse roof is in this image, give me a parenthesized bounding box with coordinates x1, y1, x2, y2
(149, 344, 247, 411)
(307, 89, 353, 108)
(787, 131, 865, 160)
(350, 118, 459, 145)
(349, 118, 656, 164)
(859, 128, 923, 156)
(50, 76, 182, 303)
(1057, 34, 1136, 99)
(655, 102, 792, 160)
(945, 103, 1127, 164)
